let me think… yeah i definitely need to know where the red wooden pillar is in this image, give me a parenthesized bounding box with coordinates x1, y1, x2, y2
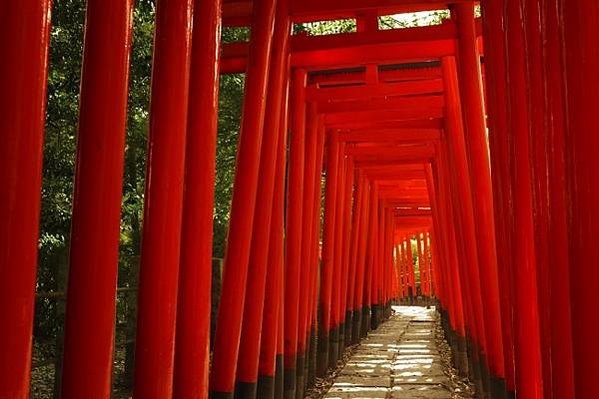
(260, 129, 288, 399)
(416, 232, 424, 297)
(455, 4, 507, 394)
(401, 240, 408, 299)
(442, 57, 490, 387)
(480, 0, 517, 393)
(257, 68, 290, 398)
(396, 240, 404, 299)
(283, 67, 307, 399)
(133, 0, 194, 395)
(503, 1, 545, 397)
(423, 232, 430, 296)
(306, 121, 326, 388)
(432, 152, 469, 374)
(384, 209, 393, 309)
(363, 182, 379, 330)
(541, 0, 575, 397)
(171, 0, 222, 397)
(295, 102, 318, 398)
(405, 237, 415, 300)
(330, 142, 346, 366)
(210, 0, 277, 396)
(370, 201, 380, 320)
(520, 0, 556, 396)
(340, 157, 355, 347)
(560, 0, 599, 397)
(317, 131, 340, 376)
(346, 170, 364, 342)
(352, 178, 371, 342)
(0, 1, 52, 396)
(236, 1, 290, 396)
(60, 1, 133, 397)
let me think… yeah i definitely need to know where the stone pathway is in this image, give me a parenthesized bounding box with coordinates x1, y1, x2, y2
(323, 306, 452, 399)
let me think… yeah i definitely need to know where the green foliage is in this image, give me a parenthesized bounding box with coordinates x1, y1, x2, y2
(296, 18, 357, 35)
(213, 73, 244, 257)
(379, 10, 450, 30)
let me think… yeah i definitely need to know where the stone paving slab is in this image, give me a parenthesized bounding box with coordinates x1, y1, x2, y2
(323, 306, 452, 399)
(390, 384, 451, 399)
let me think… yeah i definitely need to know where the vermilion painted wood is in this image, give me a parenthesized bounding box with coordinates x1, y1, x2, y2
(434, 146, 468, 338)
(0, 1, 52, 396)
(222, 0, 473, 24)
(307, 80, 444, 102)
(518, 0, 556, 395)
(296, 103, 319, 360)
(325, 108, 444, 127)
(423, 232, 431, 296)
(340, 158, 355, 324)
(309, 66, 442, 87)
(133, 0, 194, 395)
(560, 0, 599, 397)
(283, 68, 307, 395)
(353, 179, 371, 313)
(221, 39, 455, 74)
(210, 0, 277, 393)
(541, 0, 575, 397)
(415, 233, 424, 296)
(60, 1, 133, 397)
(338, 118, 443, 132)
(426, 175, 448, 308)
(258, 80, 289, 381)
(364, 182, 379, 312)
(287, 0, 470, 17)
(320, 132, 340, 351)
(504, 1, 545, 397)
(370, 202, 382, 308)
(306, 120, 326, 348)
(442, 57, 489, 357)
(347, 171, 364, 312)
(481, 0, 517, 391)
(236, 0, 290, 388)
(172, 0, 222, 397)
(339, 129, 441, 144)
(318, 95, 444, 115)
(442, 139, 480, 352)
(332, 144, 347, 329)
(455, 3, 506, 382)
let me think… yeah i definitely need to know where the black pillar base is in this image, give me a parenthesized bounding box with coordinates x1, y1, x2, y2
(256, 374, 275, 399)
(338, 322, 346, 355)
(479, 353, 492, 399)
(361, 306, 371, 337)
(328, 326, 339, 369)
(274, 355, 284, 399)
(307, 328, 317, 387)
(351, 309, 362, 345)
(235, 381, 258, 399)
(489, 375, 509, 399)
(316, 329, 329, 377)
(371, 304, 380, 329)
(283, 366, 296, 399)
(456, 334, 469, 377)
(294, 355, 305, 399)
(344, 311, 353, 347)
(210, 391, 234, 399)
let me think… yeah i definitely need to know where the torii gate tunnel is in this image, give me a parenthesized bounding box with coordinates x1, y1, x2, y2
(1, 0, 598, 398)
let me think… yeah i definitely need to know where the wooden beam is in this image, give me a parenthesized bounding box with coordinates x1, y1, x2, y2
(318, 95, 444, 114)
(339, 128, 441, 143)
(308, 79, 443, 101)
(325, 107, 444, 125)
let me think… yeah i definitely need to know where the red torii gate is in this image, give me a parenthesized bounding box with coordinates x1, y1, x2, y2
(2, 0, 599, 399)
